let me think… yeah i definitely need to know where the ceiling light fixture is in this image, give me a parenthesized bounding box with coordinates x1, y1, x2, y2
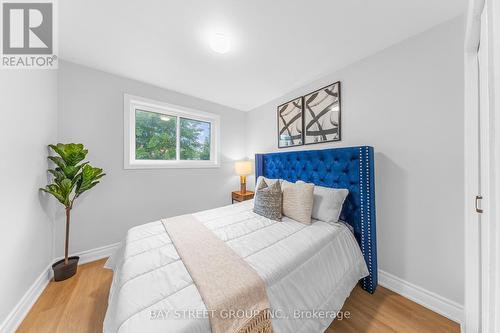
(209, 33, 231, 54)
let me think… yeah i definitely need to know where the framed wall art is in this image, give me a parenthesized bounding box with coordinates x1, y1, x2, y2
(277, 97, 303, 148)
(303, 81, 341, 145)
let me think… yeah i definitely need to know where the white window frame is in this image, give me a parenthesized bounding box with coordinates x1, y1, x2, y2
(124, 94, 220, 169)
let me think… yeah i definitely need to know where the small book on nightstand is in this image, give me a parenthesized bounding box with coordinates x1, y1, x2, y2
(231, 191, 254, 204)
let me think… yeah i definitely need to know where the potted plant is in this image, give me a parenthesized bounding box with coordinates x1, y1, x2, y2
(40, 143, 105, 281)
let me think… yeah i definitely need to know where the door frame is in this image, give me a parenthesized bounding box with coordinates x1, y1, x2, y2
(464, 0, 499, 332)
(490, 2, 500, 332)
(464, 0, 482, 327)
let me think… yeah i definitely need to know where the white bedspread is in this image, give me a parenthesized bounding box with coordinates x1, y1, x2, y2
(103, 200, 368, 333)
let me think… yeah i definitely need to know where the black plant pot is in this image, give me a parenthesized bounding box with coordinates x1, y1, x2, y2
(52, 256, 79, 281)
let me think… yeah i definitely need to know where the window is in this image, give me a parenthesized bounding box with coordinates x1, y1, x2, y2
(124, 94, 220, 169)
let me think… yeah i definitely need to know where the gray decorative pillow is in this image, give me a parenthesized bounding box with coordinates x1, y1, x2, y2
(253, 179, 282, 221)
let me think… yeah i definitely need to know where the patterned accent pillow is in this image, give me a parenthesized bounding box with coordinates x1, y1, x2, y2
(253, 179, 282, 221)
(282, 181, 315, 224)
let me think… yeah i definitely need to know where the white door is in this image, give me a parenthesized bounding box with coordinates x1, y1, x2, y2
(477, 8, 492, 333)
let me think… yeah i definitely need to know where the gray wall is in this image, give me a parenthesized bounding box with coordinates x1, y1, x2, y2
(0, 71, 57, 326)
(245, 17, 465, 304)
(56, 61, 247, 255)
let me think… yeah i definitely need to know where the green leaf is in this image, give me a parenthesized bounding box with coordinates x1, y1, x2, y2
(49, 143, 88, 166)
(40, 184, 69, 206)
(82, 181, 99, 193)
(48, 168, 66, 184)
(60, 178, 75, 196)
(61, 162, 87, 181)
(48, 156, 66, 169)
(76, 164, 105, 196)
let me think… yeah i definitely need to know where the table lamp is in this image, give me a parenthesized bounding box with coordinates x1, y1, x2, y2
(234, 160, 253, 194)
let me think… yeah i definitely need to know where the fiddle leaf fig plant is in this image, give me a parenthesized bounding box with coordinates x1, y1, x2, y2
(40, 143, 105, 265)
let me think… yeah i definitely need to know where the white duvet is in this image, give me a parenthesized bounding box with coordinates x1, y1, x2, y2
(103, 200, 368, 333)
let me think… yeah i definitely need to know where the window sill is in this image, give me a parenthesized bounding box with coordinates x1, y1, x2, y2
(124, 160, 220, 169)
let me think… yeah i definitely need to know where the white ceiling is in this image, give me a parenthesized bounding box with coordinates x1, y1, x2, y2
(60, 0, 466, 111)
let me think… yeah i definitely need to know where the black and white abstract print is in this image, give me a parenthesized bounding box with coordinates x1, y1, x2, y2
(303, 82, 341, 144)
(277, 97, 303, 148)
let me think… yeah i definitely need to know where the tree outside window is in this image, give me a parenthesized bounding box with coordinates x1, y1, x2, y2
(135, 109, 211, 161)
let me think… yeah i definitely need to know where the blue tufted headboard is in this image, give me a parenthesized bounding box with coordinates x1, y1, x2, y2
(255, 146, 377, 293)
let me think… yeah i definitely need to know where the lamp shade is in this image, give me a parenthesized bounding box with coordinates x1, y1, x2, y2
(234, 160, 253, 176)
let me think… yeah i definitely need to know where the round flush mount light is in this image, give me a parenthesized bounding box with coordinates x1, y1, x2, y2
(209, 33, 231, 54)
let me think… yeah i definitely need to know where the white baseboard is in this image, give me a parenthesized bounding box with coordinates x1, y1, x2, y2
(378, 269, 464, 325)
(53, 242, 121, 265)
(79, 242, 120, 264)
(0, 264, 52, 333)
(0, 242, 120, 333)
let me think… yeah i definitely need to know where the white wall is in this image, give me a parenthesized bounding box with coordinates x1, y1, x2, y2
(56, 61, 247, 255)
(245, 17, 465, 305)
(0, 71, 57, 327)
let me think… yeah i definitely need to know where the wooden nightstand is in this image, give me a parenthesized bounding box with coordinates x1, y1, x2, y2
(231, 191, 254, 204)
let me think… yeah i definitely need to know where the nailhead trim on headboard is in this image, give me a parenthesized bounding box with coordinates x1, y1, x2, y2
(255, 146, 377, 293)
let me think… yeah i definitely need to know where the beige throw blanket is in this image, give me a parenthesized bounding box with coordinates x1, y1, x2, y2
(162, 215, 273, 333)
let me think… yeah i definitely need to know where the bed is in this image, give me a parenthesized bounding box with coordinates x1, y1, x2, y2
(103, 146, 377, 333)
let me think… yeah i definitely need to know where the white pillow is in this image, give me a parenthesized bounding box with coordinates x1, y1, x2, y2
(297, 181, 349, 223)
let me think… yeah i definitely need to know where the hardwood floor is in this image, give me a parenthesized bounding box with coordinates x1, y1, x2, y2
(17, 259, 460, 333)
(328, 285, 460, 333)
